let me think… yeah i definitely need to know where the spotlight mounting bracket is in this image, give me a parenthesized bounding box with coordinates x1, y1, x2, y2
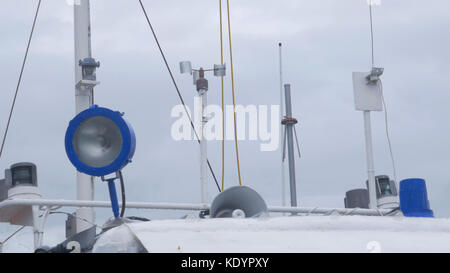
(101, 172, 121, 218)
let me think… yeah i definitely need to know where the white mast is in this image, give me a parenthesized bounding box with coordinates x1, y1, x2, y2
(200, 81, 208, 204)
(363, 111, 377, 208)
(74, 0, 95, 232)
(352, 67, 384, 209)
(197, 68, 208, 204)
(364, 0, 381, 209)
(180, 62, 225, 204)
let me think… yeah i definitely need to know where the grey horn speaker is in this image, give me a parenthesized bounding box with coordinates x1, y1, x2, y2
(210, 186, 268, 218)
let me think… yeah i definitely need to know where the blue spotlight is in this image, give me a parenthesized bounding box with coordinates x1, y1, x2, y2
(65, 105, 136, 218)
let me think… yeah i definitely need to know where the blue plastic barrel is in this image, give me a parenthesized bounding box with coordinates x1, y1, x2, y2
(399, 178, 434, 218)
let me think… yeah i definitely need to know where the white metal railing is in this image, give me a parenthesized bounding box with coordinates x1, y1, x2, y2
(0, 198, 395, 251)
(0, 198, 392, 216)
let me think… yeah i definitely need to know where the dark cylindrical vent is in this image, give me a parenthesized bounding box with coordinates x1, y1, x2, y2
(344, 189, 369, 209)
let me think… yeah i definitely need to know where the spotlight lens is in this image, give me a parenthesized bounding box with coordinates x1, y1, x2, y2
(73, 116, 123, 168)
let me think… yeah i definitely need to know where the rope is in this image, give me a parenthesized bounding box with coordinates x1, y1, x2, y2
(226, 0, 243, 186)
(137, 0, 221, 192)
(0, 0, 42, 160)
(219, 0, 225, 191)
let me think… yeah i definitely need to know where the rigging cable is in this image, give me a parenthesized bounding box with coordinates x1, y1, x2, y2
(368, 1, 398, 183)
(293, 126, 302, 158)
(379, 80, 398, 183)
(219, 0, 225, 191)
(226, 0, 243, 186)
(0, 0, 42, 160)
(49, 211, 102, 230)
(137, 0, 221, 192)
(1, 226, 26, 245)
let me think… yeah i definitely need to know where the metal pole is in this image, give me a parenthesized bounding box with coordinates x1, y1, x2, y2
(279, 43, 286, 208)
(200, 91, 208, 203)
(363, 110, 377, 208)
(74, 0, 95, 232)
(284, 84, 298, 207)
(32, 205, 41, 250)
(196, 68, 208, 204)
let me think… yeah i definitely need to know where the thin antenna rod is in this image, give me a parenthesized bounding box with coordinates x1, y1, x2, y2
(279, 42, 286, 208)
(369, 0, 375, 67)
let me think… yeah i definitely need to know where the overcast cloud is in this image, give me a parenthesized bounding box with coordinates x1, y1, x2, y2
(1, 0, 449, 251)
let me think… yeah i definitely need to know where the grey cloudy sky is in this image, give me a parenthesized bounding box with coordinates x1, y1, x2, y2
(1, 0, 450, 250)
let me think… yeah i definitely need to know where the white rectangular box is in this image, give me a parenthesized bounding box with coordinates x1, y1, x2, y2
(352, 72, 383, 111)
